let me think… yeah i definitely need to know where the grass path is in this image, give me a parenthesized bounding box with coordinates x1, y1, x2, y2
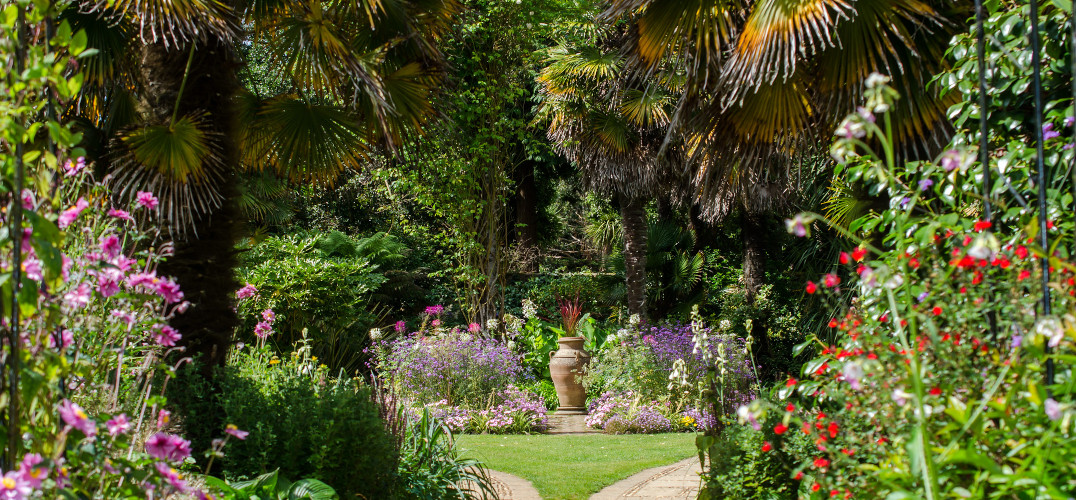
(455, 433, 696, 500)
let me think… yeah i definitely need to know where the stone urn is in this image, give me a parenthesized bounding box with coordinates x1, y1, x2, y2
(549, 336, 591, 414)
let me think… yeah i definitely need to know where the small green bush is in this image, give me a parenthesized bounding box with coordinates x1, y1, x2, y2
(701, 412, 811, 500)
(215, 344, 398, 499)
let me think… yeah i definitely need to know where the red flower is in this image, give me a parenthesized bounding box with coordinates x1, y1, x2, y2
(827, 422, 838, 438)
(823, 274, 840, 287)
(794, 472, 803, 480)
(786, 403, 796, 412)
(814, 458, 830, 468)
(831, 490, 840, 498)
(828, 318, 839, 328)
(775, 424, 789, 435)
(812, 483, 822, 492)
(839, 252, 850, 264)
(762, 442, 772, 452)
(806, 281, 818, 294)
(851, 247, 868, 261)
(909, 257, 920, 269)
(1015, 246, 1029, 259)
(1018, 270, 1031, 281)
(929, 387, 942, 396)
(867, 352, 878, 360)
(973, 220, 992, 232)
(932, 306, 943, 316)
(786, 378, 797, 387)
(877, 437, 888, 445)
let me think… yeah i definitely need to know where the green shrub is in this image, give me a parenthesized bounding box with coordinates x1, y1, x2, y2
(214, 344, 398, 499)
(701, 412, 811, 500)
(236, 232, 387, 371)
(396, 410, 496, 500)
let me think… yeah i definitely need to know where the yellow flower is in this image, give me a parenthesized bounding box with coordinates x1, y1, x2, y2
(269, 358, 280, 365)
(680, 416, 695, 426)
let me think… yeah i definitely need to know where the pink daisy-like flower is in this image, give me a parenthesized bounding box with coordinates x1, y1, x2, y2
(254, 321, 273, 339)
(106, 414, 130, 437)
(96, 269, 122, 297)
(62, 282, 92, 309)
(63, 157, 87, 177)
(235, 284, 258, 299)
(261, 309, 275, 322)
(157, 409, 171, 428)
(224, 424, 249, 440)
(154, 325, 182, 347)
(107, 208, 134, 222)
(154, 462, 189, 493)
(17, 453, 46, 488)
(155, 278, 184, 304)
(46, 329, 74, 350)
(59, 399, 96, 438)
(58, 198, 89, 229)
(99, 234, 121, 259)
(0, 470, 31, 500)
(136, 191, 159, 210)
(145, 433, 191, 462)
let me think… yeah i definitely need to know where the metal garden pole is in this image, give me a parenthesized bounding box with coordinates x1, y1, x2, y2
(1028, 0, 1055, 386)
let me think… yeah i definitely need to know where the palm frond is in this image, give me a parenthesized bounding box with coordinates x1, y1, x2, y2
(94, 0, 241, 48)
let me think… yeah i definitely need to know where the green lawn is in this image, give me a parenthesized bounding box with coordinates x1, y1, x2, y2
(454, 433, 697, 500)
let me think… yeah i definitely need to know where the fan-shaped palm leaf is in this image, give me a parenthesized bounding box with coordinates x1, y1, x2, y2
(96, 0, 241, 48)
(110, 112, 228, 235)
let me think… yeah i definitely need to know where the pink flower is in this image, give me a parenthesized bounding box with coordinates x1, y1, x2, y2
(64, 157, 87, 176)
(261, 309, 275, 323)
(107, 208, 133, 222)
(225, 424, 249, 440)
(62, 283, 92, 309)
(110, 309, 136, 328)
(154, 325, 181, 346)
(136, 191, 159, 210)
(106, 414, 130, 437)
(22, 259, 42, 281)
(47, 329, 74, 350)
(58, 198, 89, 228)
(99, 234, 121, 259)
(112, 255, 137, 272)
(0, 470, 31, 500)
(17, 453, 46, 488)
(395, 320, 406, 333)
(126, 272, 158, 289)
(145, 433, 191, 462)
(157, 409, 171, 428)
(96, 269, 122, 297)
(236, 284, 258, 299)
(59, 399, 96, 438)
(155, 278, 184, 304)
(468, 323, 481, 333)
(425, 305, 444, 316)
(431, 319, 442, 328)
(154, 462, 189, 493)
(20, 189, 34, 210)
(254, 321, 273, 339)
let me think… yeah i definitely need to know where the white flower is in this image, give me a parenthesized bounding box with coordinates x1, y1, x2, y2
(1034, 317, 1064, 348)
(522, 299, 538, 319)
(1045, 398, 1062, 421)
(369, 328, 382, 340)
(865, 72, 890, 89)
(629, 314, 640, 326)
(842, 362, 864, 390)
(892, 388, 914, 406)
(486, 318, 500, 330)
(719, 319, 731, 331)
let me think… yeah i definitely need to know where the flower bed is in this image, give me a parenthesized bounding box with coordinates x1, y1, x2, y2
(585, 391, 713, 434)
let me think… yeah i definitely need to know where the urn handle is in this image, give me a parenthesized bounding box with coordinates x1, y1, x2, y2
(549, 349, 555, 360)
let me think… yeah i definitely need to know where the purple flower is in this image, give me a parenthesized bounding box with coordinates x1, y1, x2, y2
(1066, 116, 1075, 127)
(107, 208, 133, 222)
(107, 414, 130, 437)
(145, 433, 191, 462)
(136, 191, 159, 210)
(236, 284, 257, 300)
(918, 179, 934, 191)
(154, 325, 181, 346)
(1043, 123, 1060, 141)
(59, 399, 96, 438)
(785, 215, 808, 237)
(58, 198, 89, 228)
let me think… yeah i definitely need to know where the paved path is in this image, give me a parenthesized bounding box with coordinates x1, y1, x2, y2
(475, 456, 702, 499)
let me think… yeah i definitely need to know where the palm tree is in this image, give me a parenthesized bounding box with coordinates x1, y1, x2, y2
(67, 0, 459, 365)
(600, 0, 971, 300)
(535, 24, 687, 318)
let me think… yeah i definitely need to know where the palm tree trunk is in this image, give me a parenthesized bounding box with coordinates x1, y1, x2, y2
(142, 36, 242, 368)
(742, 210, 765, 304)
(620, 196, 648, 318)
(514, 159, 539, 273)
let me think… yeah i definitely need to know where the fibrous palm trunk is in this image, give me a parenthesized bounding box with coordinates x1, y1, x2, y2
(742, 210, 765, 304)
(142, 35, 242, 368)
(620, 195, 648, 318)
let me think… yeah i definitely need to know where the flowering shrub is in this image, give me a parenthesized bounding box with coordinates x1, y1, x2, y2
(372, 328, 530, 408)
(420, 386, 548, 434)
(738, 72, 1076, 498)
(585, 390, 712, 433)
(586, 321, 755, 419)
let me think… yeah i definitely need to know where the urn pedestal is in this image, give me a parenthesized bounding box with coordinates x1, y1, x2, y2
(548, 336, 591, 415)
